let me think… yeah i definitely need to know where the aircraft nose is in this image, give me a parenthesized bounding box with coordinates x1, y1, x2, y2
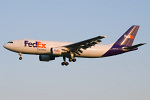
(3, 44, 8, 49)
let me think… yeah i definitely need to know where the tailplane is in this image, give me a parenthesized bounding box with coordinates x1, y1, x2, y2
(114, 25, 140, 46)
(123, 43, 146, 50)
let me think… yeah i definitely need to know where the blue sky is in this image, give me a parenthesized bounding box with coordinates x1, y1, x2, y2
(0, 0, 150, 100)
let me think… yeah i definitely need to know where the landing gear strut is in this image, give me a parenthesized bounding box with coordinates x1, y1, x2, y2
(61, 56, 69, 66)
(19, 53, 22, 60)
(68, 52, 76, 62)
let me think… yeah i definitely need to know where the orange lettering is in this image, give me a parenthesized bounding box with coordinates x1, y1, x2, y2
(130, 35, 134, 39)
(42, 44, 46, 48)
(37, 41, 42, 48)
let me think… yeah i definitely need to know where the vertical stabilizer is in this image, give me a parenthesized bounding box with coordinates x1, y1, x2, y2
(114, 25, 140, 46)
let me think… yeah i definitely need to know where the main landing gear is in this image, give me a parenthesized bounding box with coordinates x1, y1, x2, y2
(61, 57, 76, 66)
(61, 57, 69, 66)
(61, 62, 69, 66)
(19, 53, 22, 60)
(69, 58, 76, 62)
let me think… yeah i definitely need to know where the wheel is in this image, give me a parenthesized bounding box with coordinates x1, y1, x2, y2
(69, 58, 72, 62)
(72, 59, 76, 62)
(61, 62, 65, 66)
(65, 62, 69, 66)
(19, 57, 22, 60)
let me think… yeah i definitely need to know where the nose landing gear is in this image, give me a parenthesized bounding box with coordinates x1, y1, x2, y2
(18, 53, 22, 60)
(19, 57, 22, 60)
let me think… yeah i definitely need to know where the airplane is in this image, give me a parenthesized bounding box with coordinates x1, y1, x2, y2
(3, 25, 146, 66)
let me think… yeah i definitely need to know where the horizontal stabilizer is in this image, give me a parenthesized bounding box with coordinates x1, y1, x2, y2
(124, 43, 146, 50)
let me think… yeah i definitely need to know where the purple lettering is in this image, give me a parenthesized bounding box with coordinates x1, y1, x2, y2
(24, 41, 28, 47)
(24, 40, 37, 47)
(33, 42, 37, 47)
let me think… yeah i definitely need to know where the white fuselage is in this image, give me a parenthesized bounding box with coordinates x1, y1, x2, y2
(4, 39, 112, 58)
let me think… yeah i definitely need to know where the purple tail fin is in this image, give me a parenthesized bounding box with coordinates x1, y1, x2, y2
(114, 25, 140, 46)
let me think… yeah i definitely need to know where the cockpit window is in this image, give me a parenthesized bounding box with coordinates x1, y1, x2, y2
(8, 41, 13, 43)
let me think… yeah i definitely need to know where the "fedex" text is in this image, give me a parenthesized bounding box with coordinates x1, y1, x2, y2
(24, 41, 46, 48)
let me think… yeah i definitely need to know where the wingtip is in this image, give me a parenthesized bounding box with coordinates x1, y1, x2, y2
(98, 36, 107, 38)
(141, 43, 147, 45)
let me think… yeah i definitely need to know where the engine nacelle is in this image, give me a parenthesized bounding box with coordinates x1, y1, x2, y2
(51, 47, 62, 55)
(39, 55, 55, 61)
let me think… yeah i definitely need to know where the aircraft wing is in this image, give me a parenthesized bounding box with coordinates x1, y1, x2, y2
(62, 36, 106, 55)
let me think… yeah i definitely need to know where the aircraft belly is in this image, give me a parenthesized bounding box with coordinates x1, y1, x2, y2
(79, 49, 101, 58)
(77, 45, 112, 58)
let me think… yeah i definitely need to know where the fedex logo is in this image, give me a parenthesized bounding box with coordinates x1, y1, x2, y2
(124, 35, 134, 39)
(54, 48, 60, 52)
(24, 41, 46, 48)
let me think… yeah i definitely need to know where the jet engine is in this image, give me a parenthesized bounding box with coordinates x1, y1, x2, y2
(39, 55, 55, 61)
(51, 47, 64, 55)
